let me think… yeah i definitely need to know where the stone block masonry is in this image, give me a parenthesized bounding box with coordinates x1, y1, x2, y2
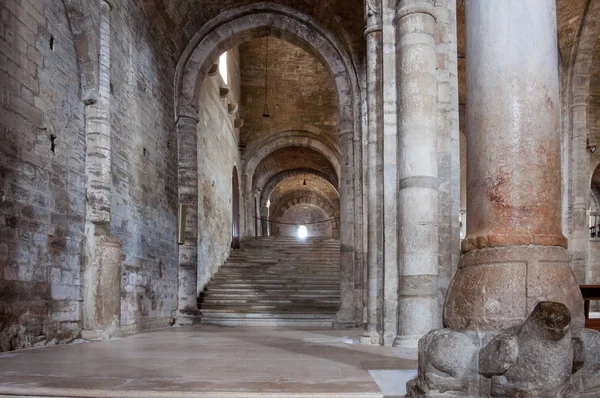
(0, 0, 85, 350)
(109, 0, 179, 334)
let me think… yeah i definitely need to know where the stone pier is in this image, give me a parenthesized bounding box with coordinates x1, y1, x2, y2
(82, 0, 122, 340)
(363, 0, 384, 345)
(175, 112, 201, 326)
(407, 1, 597, 396)
(395, 0, 440, 348)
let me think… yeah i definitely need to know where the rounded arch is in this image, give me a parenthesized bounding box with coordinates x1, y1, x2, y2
(173, 2, 362, 324)
(175, 2, 360, 131)
(260, 169, 339, 207)
(270, 190, 340, 238)
(244, 131, 341, 184)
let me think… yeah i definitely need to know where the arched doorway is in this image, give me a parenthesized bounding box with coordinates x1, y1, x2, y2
(232, 166, 240, 249)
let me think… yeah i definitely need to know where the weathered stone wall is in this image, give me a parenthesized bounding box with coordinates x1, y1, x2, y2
(196, 47, 243, 293)
(109, 0, 179, 334)
(277, 204, 333, 237)
(0, 0, 85, 350)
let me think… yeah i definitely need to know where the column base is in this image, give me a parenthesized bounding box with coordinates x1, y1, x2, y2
(393, 335, 420, 348)
(407, 303, 600, 397)
(81, 328, 121, 341)
(359, 330, 382, 345)
(334, 308, 358, 329)
(444, 245, 584, 332)
(174, 310, 201, 326)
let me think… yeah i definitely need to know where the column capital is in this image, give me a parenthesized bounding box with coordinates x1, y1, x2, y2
(395, 0, 436, 25)
(100, 0, 112, 11)
(364, 0, 382, 37)
(364, 24, 383, 38)
(177, 112, 199, 125)
(339, 129, 354, 138)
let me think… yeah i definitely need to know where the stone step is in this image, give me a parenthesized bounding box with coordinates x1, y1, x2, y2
(201, 298, 340, 309)
(200, 313, 335, 327)
(198, 237, 342, 327)
(204, 288, 340, 295)
(206, 284, 340, 290)
(201, 289, 340, 299)
(200, 306, 337, 318)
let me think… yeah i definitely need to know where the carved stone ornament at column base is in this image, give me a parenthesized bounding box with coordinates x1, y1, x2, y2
(406, 301, 600, 397)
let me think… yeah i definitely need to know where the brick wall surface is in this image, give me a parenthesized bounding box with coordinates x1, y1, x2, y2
(239, 37, 339, 149)
(0, 0, 85, 350)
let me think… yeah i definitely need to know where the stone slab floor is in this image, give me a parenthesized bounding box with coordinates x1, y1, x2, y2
(0, 326, 418, 398)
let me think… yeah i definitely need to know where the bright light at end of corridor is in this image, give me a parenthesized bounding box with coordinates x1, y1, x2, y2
(297, 225, 308, 239)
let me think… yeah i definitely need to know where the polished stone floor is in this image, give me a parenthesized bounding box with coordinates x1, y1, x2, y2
(0, 326, 418, 398)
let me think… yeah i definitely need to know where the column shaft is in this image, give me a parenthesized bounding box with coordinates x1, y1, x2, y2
(82, 0, 121, 339)
(382, 1, 399, 346)
(364, 0, 384, 345)
(444, 0, 583, 332)
(176, 114, 200, 325)
(336, 129, 357, 326)
(434, 0, 460, 317)
(260, 205, 269, 236)
(395, 0, 439, 347)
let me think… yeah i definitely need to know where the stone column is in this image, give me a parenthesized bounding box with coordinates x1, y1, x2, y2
(82, 0, 122, 340)
(336, 128, 357, 327)
(395, 0, 439, 347)
(362, 0, 384, 345)
(444, 0, 584, 332)
(176, 112, 200, 325)
(260, 205, 269, 236)
(434, 0, 460, 318)
(382, 0, 399, 346)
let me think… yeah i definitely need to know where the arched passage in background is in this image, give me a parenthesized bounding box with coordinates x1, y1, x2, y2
(232, 166, 240, 249)
(174, 2, 363, 325)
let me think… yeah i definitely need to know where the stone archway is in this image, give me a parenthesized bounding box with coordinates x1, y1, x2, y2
(260, 169, 338, 208)
(173, 2, 363, 326)
(270, 190, 340, 238)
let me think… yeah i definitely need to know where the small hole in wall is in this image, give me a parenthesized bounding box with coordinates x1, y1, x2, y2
(49, 35, 55, 51)
(110, 83, 114, 95)
(167, 140, 170, 149)
(212, 181, 215, 187)
(143, 148, 146, 157)
(50, 134, 57, 153)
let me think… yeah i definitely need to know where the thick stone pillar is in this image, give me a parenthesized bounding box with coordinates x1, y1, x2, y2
(445, 0, 584, 333)
(407, 2, 590, 396)
(82, 0, 122, 340)
(381, 0, 399, 346)
(395, 0, 439, 347)
(176, 113, 200, 325)
(362, 0, 384, 345)
(336, 128, 358, 327)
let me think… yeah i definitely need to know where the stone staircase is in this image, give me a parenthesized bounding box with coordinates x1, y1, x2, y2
(198, 237, 341, 327)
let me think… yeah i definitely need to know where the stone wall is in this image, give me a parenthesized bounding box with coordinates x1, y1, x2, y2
(239, 37, 338, 148)
(277, 204, 333, 237)
(108, 0, 179, 334)
(0, 0, 86, 350)
(196, 47, 243, 293)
